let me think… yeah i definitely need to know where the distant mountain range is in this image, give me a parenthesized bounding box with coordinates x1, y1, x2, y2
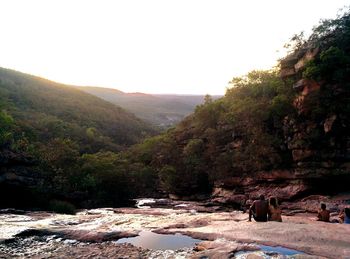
(77, 86, 222, 127)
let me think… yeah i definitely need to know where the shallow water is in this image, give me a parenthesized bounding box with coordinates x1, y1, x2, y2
(259, 245, 305, 255)
(235, 244, 305, 259)
(116, 231, 202, 250)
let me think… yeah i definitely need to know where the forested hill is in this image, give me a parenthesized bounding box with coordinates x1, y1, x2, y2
(0, 67, 158, 209)
(77, 86, 221, 128)
(125, 10, 350, 201)
(0, 67, 156, 152)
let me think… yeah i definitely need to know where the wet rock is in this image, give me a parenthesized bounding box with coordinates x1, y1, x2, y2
(147, 247, 194, 259)
(0, 208, 26, 215)
(192, 239, 259, 259)
(0, 236, 148, 259)
(61, 229, 139, 242)
(246, 255, 264, 259)
(15, 229, 57, 238)
(1, 203, 350, 258)
(15, 228, 138, 243)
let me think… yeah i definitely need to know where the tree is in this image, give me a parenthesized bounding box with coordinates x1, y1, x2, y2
(0, 110, 14, 146)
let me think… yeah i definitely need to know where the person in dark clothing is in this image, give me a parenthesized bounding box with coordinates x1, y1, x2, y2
(317, 203, 330, 222)
(249, 195, 268, 222)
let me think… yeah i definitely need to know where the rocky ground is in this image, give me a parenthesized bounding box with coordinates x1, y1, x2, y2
(0, 199, 349, 259)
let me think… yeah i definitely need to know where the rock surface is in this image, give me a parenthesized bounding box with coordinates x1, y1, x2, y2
(0, 204, 349, 258)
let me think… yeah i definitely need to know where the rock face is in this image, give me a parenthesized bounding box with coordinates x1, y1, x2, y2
(280, 48, 319, 78)
(211, 47, 350, 208)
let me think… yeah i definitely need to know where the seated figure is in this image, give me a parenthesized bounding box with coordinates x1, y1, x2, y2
(268, 197, 282, 222)
(317, 203, 330, 222)
(340, 208, 350, 224)
(249, 195, 268, 222)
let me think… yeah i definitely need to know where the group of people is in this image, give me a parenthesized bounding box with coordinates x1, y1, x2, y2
(248, 194, 350, 224)
(248, 195, 282, 222)
(317, 203, 350, 224)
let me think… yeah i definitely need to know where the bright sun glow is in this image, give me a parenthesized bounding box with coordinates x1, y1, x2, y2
(0, 0, 348, 94)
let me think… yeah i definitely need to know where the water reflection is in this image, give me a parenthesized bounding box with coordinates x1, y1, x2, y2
(116, 231, 202, 250)
(259, 245, 305, 255)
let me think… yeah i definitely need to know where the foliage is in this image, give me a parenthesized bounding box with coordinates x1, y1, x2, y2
(301, 10, 350, 115)
(0, 110, 14, 146)
(0, 67, 157, 209)
(159, 165, 179, 194)
(125, 69, 294, 195)
(304, 46, 350, 83)
(283, 32, 307, 53)
(48, 200, 76, 214)
(0, 67, 156, 153)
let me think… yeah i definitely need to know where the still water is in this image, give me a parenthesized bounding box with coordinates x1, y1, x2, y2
(116, 231, 202, 250)
(259, 245, 305, 255)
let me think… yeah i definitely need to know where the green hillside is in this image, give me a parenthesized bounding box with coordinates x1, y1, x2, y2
(0, 68, 156, 209)
(0, 68, 156, 152)
(78, 86, 221, 127)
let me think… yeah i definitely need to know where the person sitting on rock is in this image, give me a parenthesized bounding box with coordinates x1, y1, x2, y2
(317, 203, 330, 222)
(268, 197, 282, 222)
(340, 208, 350, 224)
(249, 195, 268, 222)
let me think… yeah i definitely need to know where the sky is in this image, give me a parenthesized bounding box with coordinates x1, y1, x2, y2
(0, 1, 348, 95)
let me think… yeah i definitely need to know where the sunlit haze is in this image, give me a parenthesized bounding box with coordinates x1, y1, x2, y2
(0, 0, 348, 94)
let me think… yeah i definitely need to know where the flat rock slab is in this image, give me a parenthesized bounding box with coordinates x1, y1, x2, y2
(0, 208, 349, 258)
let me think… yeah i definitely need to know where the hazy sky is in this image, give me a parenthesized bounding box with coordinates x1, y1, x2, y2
(0, 1, 348, 94)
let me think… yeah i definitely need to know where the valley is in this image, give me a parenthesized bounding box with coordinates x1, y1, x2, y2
(0, 6, 350, 259)
(77, 86, 221, 128)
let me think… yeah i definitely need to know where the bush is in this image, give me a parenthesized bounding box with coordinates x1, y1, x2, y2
(48, 200, 76, 214)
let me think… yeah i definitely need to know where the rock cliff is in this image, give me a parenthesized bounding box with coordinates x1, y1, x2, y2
(212, 42, 350, 208)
